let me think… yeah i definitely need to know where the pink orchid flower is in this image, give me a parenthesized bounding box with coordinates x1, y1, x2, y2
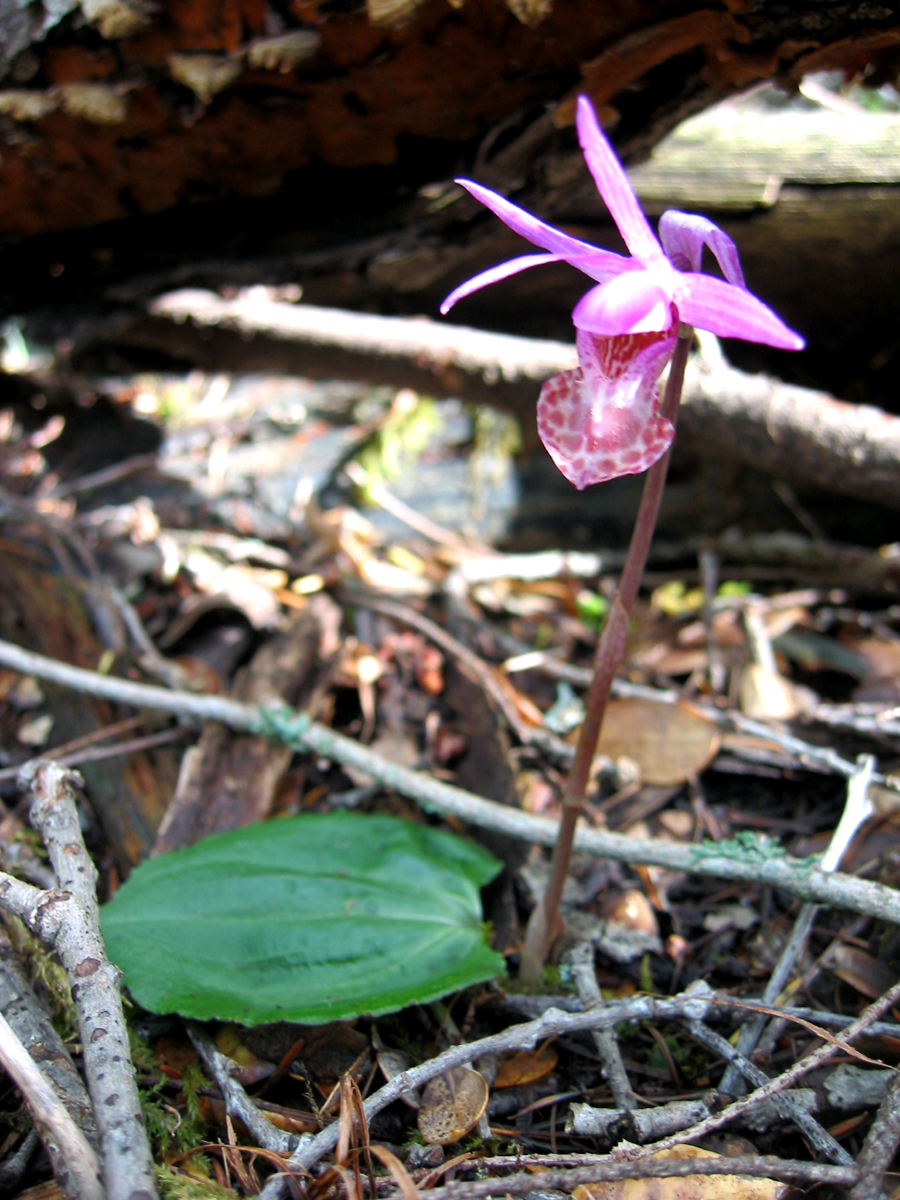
(441, 96, 804, 490)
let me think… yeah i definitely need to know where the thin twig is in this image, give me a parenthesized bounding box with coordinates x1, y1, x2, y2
(0, 1128, 41, 1192)
(567, 1099, 710, 1141)
(413, 1155, 859, 1200)
(344, 462, 481, 555)
(0, 728, 190, 784)
(633, 977, 900, 1160)
(0, 1012, 102, 1200)
(258, 986, 720, 1193)
(0, 638, 899, 929)
(17, 762, 159, 1200)
(0, 714, 166, 784)
(848, 1071, 900, 1200)
(186, 1021, 297, 1157)
(256, 979, 900, 1200)
(346, 591, 536, 745)
(0, 924, 96, 1142)
(720, 753, 876, 1095)
(684, 1020, 852, 1165)
(107, 587, 193, 690)
(563, 942, 634, 1110)
(510, 656, 893, 787)
(49, 454, 160, 499)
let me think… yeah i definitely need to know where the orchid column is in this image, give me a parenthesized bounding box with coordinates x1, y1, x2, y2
(442, 97, 804, 982)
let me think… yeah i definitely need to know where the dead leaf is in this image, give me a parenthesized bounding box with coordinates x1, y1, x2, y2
(738, 663, 802, 720)
(601, 889, 659, 936)
(418, 1066, 488, 1145)
(582, 698, 719, 786)
(505, 0, 552, 26)
(494, 1042, 558, 1089)
(367, 0, 427, 26)
(572, 1145, 786, 1200)
(831, 944, 898, 999)
(214, 1023, 276, 1084)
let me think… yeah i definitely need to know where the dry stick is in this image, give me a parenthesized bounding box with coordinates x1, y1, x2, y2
(515, 656, 887, 786)
(563, 942, 634, 1110)
(1, 637, 900, 928)
(347, 591, 535, 745)
(475, 1150, 848, 1178)
(567, 1098, 710, 1142)
(848, 1071, 900, 1200)
(259, 981, 899, 1200)
(0, 1128, 41, 1192)
(520, 331, 693, 983)
(343, 461, 479, 555)
(684, 1019, 852, 1165)
(185, 1021, 297, 1158)
(259, 986, 718, 1195)
(0, 924, 96, 1141)
(0, 1011, 103, 1200)
(754, 915, 871, 1062)
(0, 714, 166, 784)
(720, 753, 876, 1097)
(0, 728, 189, 785)
(107, 587, 193, 691)
(631, 977, 900, 1161)
(413, 1155, 859, 1200)
(141, 291, 900, 512)
(15, 763, 158, 1200)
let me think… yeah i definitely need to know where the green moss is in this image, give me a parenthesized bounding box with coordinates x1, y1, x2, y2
(134, 1033, 207, 1160)
(155, 1165, 234, 1200)
(5, 916, 77, 1042)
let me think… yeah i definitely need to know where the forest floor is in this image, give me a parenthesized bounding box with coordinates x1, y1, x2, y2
(0, 330, 897, 1200)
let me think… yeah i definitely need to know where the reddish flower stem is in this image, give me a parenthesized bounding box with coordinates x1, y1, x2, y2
(520, 329, 693, 984)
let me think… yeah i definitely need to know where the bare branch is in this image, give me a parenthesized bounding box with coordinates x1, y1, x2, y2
(136, 292, 900, 511)
(0, 1011, 102, 1200)
(415, 1155, 859, 1200)
(848, 1072, 900, 1200)
(19, 762, 158, 1200)
(0, 924, 96, 1142)
(185, 1021, 297, 1157)
(563, 942, 634, 1111)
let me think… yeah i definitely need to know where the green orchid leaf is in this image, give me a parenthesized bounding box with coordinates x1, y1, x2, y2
(101, 812, 503, 1026)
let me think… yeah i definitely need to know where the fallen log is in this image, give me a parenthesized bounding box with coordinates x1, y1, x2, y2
(99, 289, 900, 511)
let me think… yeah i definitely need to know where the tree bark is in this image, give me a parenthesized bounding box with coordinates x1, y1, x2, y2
(0, 0, 898, 319)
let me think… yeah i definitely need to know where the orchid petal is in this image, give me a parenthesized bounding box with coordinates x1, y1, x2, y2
(457, 180, 629, 282)
(572, 271, 675, 337)
(576, 327, 676, 389)
(441, 254, 562, 314)
(658, 211, 745, 287)
(674, 273, 805, 350)
(575, 95, 662, 264)
(537, 332, 675, 489)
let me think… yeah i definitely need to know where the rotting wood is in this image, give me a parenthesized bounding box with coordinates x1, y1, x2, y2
(152, 602, 325, 854)
(0, 0, 897, 248)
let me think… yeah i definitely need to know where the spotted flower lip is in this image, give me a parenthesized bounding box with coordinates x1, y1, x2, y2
(441, 95, 804, 354)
